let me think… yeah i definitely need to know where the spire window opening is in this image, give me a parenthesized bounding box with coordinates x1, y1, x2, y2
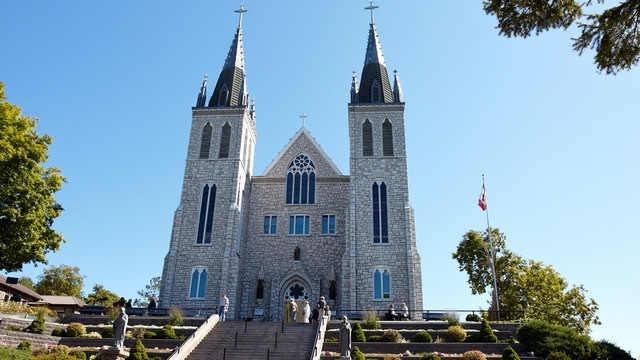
(218, 84, 230, 106)
(371, 80, 381, 103)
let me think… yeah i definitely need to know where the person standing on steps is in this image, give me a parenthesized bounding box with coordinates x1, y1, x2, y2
(218, 293, 229, 321)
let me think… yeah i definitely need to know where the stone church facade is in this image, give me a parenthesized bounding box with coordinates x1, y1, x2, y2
(160, 6, 423, 321)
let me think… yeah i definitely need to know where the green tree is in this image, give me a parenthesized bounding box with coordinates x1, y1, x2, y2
(18, 276, 36, 291)
(452, 228, 600, 334)
(84, 284, 120, 307)
(34, 265, 84, 297)
(134, 276, 160, 307)
(0, 82, 65, 272)
(483, 0, 640, 74)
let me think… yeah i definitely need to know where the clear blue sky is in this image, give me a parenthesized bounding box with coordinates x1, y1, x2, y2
(2, 1, 638, 356)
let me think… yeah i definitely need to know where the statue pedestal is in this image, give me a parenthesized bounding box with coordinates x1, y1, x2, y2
(340, 356, 351, 360)
(96, 348, 130, 360)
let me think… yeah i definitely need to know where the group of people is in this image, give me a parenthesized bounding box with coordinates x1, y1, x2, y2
(386, 302, 410, 320)
(285, 296, 331, 323)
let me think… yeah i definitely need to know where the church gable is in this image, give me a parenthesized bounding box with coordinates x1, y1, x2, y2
(261, 128, 343, 178)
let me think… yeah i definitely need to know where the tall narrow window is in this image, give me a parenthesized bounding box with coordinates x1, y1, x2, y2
(289, 215, 310, 235)
(362, 120, 373, 156)
(263, 215, 277, 235)
(285, 155, 316, 204)
(219, 122, 231, 158)
(218, 84, 229, 106)
(196, 184, 217, 244)
(372, 182, 388, 244)
(322, 215, 336, 234)
(373, 268, 391, 299)
(189, 267, 207, 299)
(199, 123, 212, 159)
(382, 119, 394, 156)
(371, 80, 381, 103)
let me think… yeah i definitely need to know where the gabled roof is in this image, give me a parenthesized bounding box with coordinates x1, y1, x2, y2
(33, 295, 86, 307)
(0, 274, 42, 301)
(261, 126, 342, 177)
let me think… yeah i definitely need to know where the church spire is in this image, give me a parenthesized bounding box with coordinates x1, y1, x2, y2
(196, 74, 208, 107)
(354, 2, 394, 104)
(208, 5, 249, 107)
(393, 69, 403, 102)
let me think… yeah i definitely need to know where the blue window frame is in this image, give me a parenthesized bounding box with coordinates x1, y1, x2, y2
(285, 155, 316, 204)
(263, 215, 277, 235)
(189, 267, 207, 299)
(322, 215, 336, 234)
(373, 268, 390, 299)
(196, 184, 217, 244)
(289, 215, 310, 235)
(372, 182, 388, 243)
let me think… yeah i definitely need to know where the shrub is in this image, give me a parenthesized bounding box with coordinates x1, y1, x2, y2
(325, 336, 338, 342)
(17, 341, 31, 350)
(66, 322, 86, 337)
(446, 325, 467, 342)
(421, 353, 442, 360)
(478, 319, 498, 342)
(351, 321, 366, 342)
(81, 332, 102, 338)
(466, 313, 481, 322)
(130, 327, 147, 339)
(363, 310, 380, 330)
(155, 324, 178, 339)
(383, 356, 401, 360)
(0, 345, 30, 360)
(502, 345, 520, 360)
(100, 326, 113, 338)
(414, 331, 433, 343)
(144, 331, 157, 339)
(516, 320, 594, 360)
(443, 312, 460, 327)
(367, 335, 382, 342)
(168, 307, 184, 326)
(25, 314, 46, 334)
(594, 340, 635, 360)
(545, 352, 570, 360)
(350, 346, 365, 360)
(51, 328, 66, 337)
(50, 345, 70, 354)
(68, 350, 86, 360)
(128, 339, 150, 360)
(462, 350, 487, 360)
(381, 329, 403, 342)
(7, 325, 23, 331)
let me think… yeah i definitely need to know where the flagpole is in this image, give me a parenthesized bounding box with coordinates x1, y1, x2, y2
(482, 174, 501, 321)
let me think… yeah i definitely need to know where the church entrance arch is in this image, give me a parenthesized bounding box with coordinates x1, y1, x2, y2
(282, 279, 310, 323)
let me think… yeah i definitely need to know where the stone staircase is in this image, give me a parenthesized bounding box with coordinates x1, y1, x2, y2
(185, 321, 318, 360)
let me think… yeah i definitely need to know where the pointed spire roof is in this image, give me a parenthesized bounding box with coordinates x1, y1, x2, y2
(393, 70, 403, 102)
(208, 5, 249, 107)
(355, 2, 394, 104)
(196, 74, 208, 107)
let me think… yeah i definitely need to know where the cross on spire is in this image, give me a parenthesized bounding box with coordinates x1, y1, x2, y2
(235, 4, 248, 27)
(365, 1, 379, 24)
(300, 113, 308, 127)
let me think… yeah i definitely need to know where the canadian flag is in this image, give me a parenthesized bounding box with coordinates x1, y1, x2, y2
(478, 183, 487, 211)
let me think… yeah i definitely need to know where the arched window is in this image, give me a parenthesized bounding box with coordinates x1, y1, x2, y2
(217, 83, 229, 106)
(219, 122, 231, 158)
(372, 182, 388, 244)
(382, 119, 393, 156)
(189, 267, 207, 299)
(199, 123, 212, 159)
(285, 155, 315, 204)
(373, 268, 391, 299)
(362, 119, 373, 156)
(371, 79, 381, 103)
(196, 184, 217, 244)
(256, 279, 264, 299)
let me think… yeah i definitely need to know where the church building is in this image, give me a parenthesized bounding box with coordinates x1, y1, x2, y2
(159, 4, 423, 321)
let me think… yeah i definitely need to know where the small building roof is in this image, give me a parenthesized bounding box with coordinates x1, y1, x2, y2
(0, 274, 42, 301)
